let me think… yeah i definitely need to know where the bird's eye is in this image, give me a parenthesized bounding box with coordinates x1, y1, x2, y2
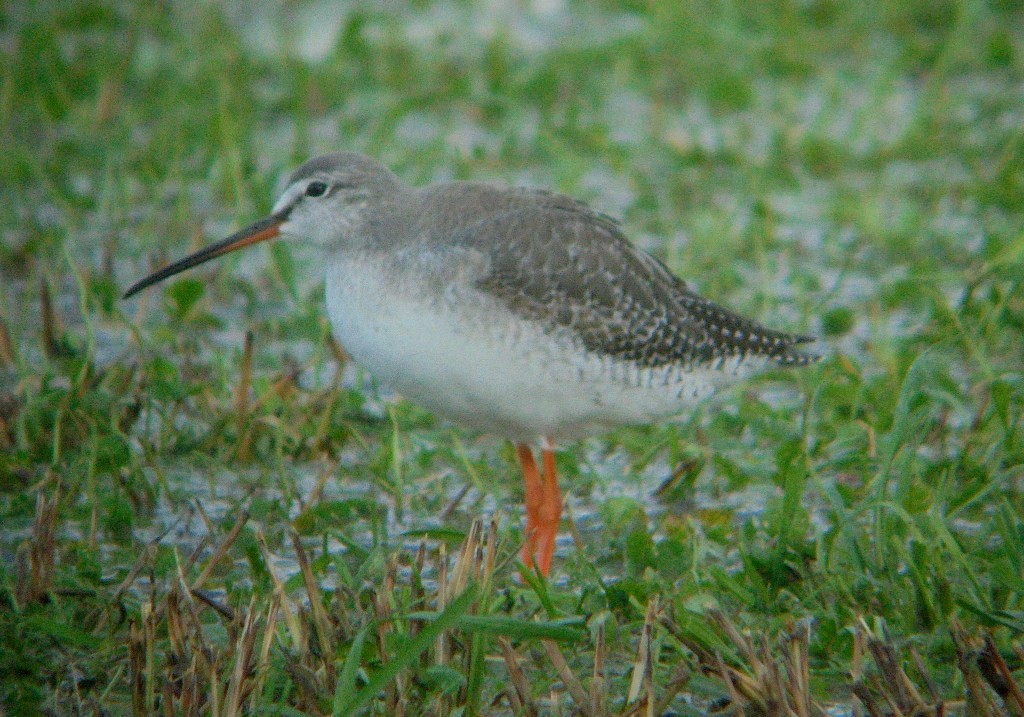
(305, 181, 328, 198)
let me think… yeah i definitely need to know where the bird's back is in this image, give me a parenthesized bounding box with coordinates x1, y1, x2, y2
(411, 181, 816, 372)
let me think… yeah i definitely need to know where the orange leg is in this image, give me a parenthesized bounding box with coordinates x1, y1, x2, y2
(516, 444, 542, 570)
(516, 443, 562, 576)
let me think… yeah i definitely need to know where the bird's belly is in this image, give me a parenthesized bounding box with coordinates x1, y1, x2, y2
(325, 264, 719, 443)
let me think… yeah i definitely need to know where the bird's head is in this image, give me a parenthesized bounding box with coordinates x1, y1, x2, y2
(122, 152, 404, 299)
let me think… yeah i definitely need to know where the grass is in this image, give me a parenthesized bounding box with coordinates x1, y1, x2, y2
(1, 0, 1023, 714)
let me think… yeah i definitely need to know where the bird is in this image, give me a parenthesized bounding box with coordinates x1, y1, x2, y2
(124, 152, 816, 576)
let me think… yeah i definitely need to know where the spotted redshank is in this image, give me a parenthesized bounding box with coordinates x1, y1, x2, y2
(124, 152, 815, 575)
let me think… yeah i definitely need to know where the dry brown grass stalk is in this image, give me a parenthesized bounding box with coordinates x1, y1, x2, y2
(544, 639, 594, 717)
(0, 315, 15, 367)
(499, 636, 540, 717)
(950, 621, 1023, 717)
(979, 634, 1024, 717)
(290, 529, 337, 683)
(190, 509, 249, 591)
(16, 486, 60, 605)
(625, 596, 658, 716)
(659, 607, 832, 717)
(39, 279, 63, 359)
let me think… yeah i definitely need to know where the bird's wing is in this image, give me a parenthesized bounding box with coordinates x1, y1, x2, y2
(446, 199, 815, 368)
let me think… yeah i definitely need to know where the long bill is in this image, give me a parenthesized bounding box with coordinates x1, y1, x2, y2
(122, 213, 287, 299)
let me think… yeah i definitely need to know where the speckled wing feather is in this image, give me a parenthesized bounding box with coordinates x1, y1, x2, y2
(446, 194, 815, 369)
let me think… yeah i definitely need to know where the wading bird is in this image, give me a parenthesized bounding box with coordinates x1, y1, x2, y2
(125, 153, 815, 575)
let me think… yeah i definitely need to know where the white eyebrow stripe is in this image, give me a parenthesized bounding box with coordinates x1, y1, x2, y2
(272, 183, 306, 215)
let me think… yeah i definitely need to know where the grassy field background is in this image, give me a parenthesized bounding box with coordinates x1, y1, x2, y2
(1, 0, 1023, 714)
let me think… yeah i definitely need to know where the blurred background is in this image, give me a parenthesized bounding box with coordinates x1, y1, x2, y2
(1, 1, 1022, 715)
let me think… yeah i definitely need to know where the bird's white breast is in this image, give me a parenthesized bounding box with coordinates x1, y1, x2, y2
(324, 253, 748, 444)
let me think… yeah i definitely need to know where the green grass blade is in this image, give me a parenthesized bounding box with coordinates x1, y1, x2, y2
(518, 565, 557, 618)
(332, 626, 368, 714)
(332, 585, 477, 717)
